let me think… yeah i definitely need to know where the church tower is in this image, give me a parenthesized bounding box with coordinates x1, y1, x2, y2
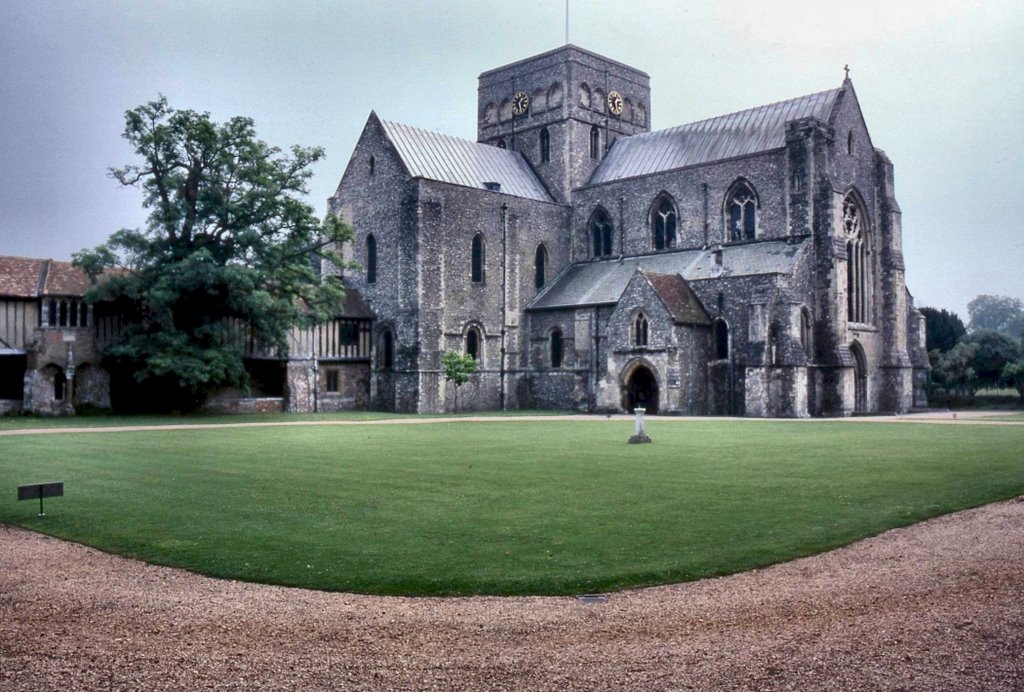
(477, 45, 650, 204)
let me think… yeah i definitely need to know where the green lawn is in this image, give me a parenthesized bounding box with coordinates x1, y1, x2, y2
(2, 419, 1022, 596)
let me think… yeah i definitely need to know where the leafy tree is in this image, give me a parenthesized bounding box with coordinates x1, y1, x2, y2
(967, 294, 1024, 338)
(931, 341, 980, 397)
(920, 307, 966, 356)
(1001, 359, 1024, 401)
(74, 96, 352, 411)
(960, 330, 1022, 389)
(442, 349, 478, 413)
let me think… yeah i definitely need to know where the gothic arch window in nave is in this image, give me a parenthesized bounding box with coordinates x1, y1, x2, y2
(726, 181, 757, 242)
(633, 312, 649, 347)
(534, 244, 547, 289)
(651, 194, 677, 250)
(590, 208, 613, 258)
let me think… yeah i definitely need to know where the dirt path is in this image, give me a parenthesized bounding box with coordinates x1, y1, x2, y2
(1, 409, 1021, 437)
(2, 498, 1022, 691)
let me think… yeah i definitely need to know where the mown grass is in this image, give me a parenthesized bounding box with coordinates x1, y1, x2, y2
(2, 419, 1022, 596)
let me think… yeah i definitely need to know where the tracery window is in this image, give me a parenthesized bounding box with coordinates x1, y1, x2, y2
(365, 234, 377, 284)
(589, 208, 613, 258)
(844, 194, 870, 323)
(539, 127, 550, 163)
(550, 328, 563, 368)
(589, 126, 600, 160)
(650, 194, 677, 250)
(534, 244, 547, 289)
(725, 180, 757, 242)
(633, 312, 649, 348)
(465, 326, 482, 361)
(471, 233, 485, 283)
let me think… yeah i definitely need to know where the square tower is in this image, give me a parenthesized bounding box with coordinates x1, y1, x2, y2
(477, 45, 650, 203)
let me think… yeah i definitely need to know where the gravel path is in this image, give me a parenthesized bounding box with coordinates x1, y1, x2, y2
(2, 497, 1022, 691)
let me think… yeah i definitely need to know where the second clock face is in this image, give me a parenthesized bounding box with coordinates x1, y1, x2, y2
(607, 91, 624, 115)
(512, 92, 530, 115)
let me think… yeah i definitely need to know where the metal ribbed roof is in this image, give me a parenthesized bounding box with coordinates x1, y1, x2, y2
(589, 88, 841, 185)
(528, 239, 807, 311)
(380, 119, 553, 202)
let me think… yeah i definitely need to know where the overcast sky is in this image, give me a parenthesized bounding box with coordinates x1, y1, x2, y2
(1, 0, 1021, 317)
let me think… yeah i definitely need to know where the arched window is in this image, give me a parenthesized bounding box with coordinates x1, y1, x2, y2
(590, 207, 613, 258)
(380, 329, 394, 369)
(725, 180, 757, 242)
(465, 326, 482, 361)
(714, 319, 730, 360)
(365, 234, 377, 284)
(496, 138, 507, 150)
(589, 126, 600, 160)
(539, 127, 550, 163)
(369, 156, 375, 175)
(534, 244, 547, 289)
(847, 130, 854, 155)
(471, 233, 485, 283)
(550, 328, 563, 368)
(650, 193, 677, 250)
(633, 312, 649, 347)
(844, 193, 870, 323)
(800, 307, 813, 359)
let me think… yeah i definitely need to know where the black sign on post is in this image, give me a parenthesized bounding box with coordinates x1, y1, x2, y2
(17, 482, 64, 517)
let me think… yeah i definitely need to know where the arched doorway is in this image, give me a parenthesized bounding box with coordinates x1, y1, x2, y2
(850, 342, 867, 414)
(623, 364, 659, 414)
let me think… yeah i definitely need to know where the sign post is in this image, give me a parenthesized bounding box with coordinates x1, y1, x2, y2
(17, 482, 64, 517)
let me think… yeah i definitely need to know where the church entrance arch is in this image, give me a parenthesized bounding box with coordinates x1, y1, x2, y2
(850, 341, 867, 414)
(622, 361, 660, 414)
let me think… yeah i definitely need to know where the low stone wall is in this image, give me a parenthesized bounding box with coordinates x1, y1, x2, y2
(204, 397, 285, 415)
(0, 399, 23, 415)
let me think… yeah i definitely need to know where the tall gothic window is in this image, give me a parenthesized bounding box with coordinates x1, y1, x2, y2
(800, 307, 813, 359)
(844, 194, 870, 323)
(633, 312, 649, 347)
(471, 233, 485, 283)
(550, 328, 563, 368)
(725, 180, 757, 242)
(651, 193, 678, 250)
(590, 207, 613, 258)
(534, 244, 547, 289)
(365, 234, 377, 284)
(589, 125, 600, 160)
(539, 127, 550, 163)
(465, 326, 482, 361)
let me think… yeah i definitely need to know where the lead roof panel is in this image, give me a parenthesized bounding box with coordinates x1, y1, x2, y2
(380, 119, 554, 202)
(589, 88, 841, 185)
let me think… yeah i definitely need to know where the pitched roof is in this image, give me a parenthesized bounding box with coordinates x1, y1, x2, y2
(641, 272, 711, 325)
(589, 88, 841, 185)
(0, 256, 91, 298)
(379, 118, 554, 203)
(528, 239, 807, 311)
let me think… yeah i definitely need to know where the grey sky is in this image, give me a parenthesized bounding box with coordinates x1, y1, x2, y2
(1, 0, 1021, 317)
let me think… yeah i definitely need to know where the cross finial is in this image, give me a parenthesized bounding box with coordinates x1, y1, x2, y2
(844, 64, 850, 80)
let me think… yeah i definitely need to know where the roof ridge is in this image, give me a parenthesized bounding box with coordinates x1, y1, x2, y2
(638, 86, 841, 139)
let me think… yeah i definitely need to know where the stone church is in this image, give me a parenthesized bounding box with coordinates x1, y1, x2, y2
(325, 44, 929, 416)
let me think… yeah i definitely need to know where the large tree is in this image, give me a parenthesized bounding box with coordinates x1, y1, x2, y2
(967, 294, 1024, 338)
(920, 307, 966, 355)
(75, 96, 351, 411)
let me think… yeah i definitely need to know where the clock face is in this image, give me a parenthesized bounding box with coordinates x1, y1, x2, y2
(607, 91, 624, 116)
(512, 92, 530, 116)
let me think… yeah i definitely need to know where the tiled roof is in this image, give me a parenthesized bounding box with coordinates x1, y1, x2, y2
(528, 239, 807, 311)
(0, 256, 91, 298)
(380, 119, 554, 203)
(642, 272, 711, 325)
(589, 88, 841, 184)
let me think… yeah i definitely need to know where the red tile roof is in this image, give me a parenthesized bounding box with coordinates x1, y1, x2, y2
(0, 256, 91, 298)
(642, 272, 712, 325)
